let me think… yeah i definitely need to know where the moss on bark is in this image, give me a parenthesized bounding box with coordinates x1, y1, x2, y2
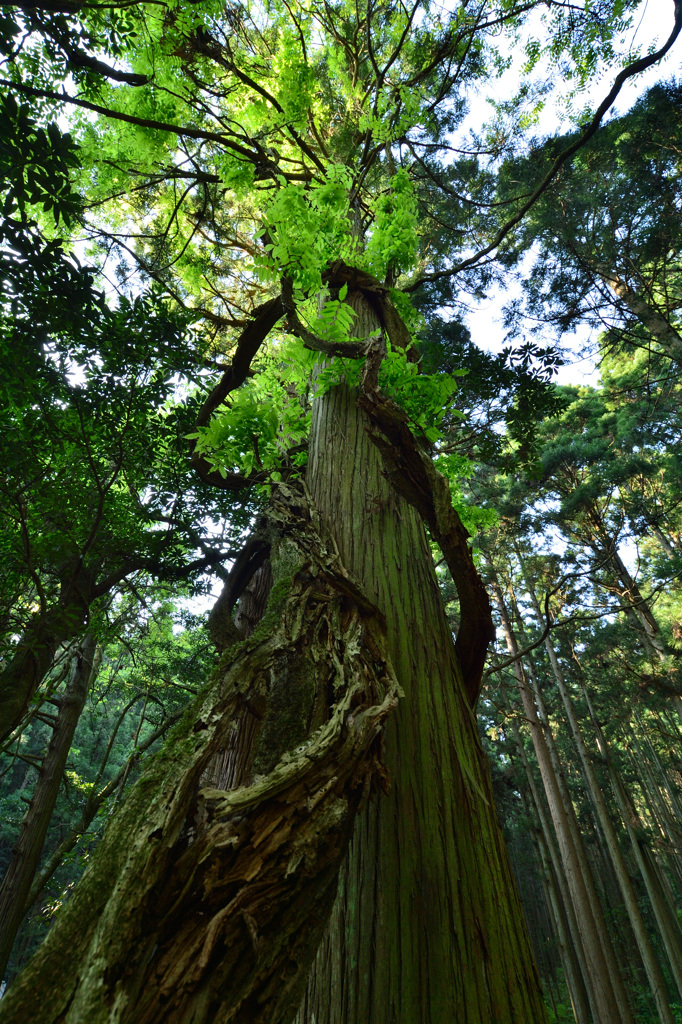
(296, 286, 548, 1024)
(0, 484, 399, 1024)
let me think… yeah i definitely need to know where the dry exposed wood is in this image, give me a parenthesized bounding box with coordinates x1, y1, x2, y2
(0, 483, 399, 1024)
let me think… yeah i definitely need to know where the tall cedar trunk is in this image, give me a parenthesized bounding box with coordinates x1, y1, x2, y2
(490, 577, 635, 1024)
(0, 287, 546, 1024)
(634, 708, 682, 822)
(0, 632, 97, 980)
(523, 581, 675, 1024)
(516, 782, 580, 1021)
(522, 648, 645, 995)
(296, 290, 548, 1024)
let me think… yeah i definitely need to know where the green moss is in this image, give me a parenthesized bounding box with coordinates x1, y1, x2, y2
(213, 537, 305, 676)
(250, 646, 318, 774)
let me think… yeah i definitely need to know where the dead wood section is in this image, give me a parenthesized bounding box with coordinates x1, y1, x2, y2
(0, 483, 399, 1024)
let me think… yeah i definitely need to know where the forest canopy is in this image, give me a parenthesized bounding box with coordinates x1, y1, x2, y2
(1, 2, 682, 1023)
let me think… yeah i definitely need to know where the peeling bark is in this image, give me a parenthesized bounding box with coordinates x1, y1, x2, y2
(0, 483, 399, 1024)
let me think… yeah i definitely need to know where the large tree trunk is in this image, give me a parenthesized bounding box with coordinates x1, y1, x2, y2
(0, 485, 400, 1024)
(296, 291, 547, 1023)
(0, 283, 547, 1024)
(0, 632, 98, 981)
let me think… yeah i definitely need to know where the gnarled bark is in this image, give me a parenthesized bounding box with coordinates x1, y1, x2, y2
(0, 483, 399, 1024)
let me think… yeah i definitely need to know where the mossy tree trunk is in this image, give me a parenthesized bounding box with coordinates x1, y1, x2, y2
(1, 279, 548, 1024)
(296, 290, 548, 1024)
(0, 485, 400, 1024)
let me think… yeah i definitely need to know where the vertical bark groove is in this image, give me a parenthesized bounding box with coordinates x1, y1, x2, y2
(297, 290, 547, 1023)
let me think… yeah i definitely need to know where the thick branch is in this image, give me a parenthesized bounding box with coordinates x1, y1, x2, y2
(207, 534, 271, 650)
(0, 79, 261, 164)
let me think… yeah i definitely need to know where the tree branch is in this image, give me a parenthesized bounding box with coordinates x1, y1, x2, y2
(405, 1, 682, 290)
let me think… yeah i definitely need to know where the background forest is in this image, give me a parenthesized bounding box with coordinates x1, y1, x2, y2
(1, 1, 682, 1022)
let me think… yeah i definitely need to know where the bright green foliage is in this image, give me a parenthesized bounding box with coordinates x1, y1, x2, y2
(363, 168, 419, 279)
(190, 337, 469, 480)
(1, 0, 679, 1016)
(257, 167, 356, 292)
(189, 335, 314, 480)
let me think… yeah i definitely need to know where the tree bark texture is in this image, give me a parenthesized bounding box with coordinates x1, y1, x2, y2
(1, 280, 547, 1024)
(297, 291, 547, 1024)
(0, 484, 400, 1024)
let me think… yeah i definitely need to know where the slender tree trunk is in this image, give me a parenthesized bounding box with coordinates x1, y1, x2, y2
(580, 680, 682, 1001)
(634, 707, 682, 823)
(24, 708, 184, 912)
(0, 631, 97, 981)
(296, 290, 547, 1024)
(627, 724, 682, 864)
(0, 601, 88, 743)
(596, 267, 682, 362)
(490, 576, 634, 1024)
(506, 702, 592, 1024)
(517, 783, 577, 1021)
(651, 523, 679, 559)
(523, 584, 675, 1024)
